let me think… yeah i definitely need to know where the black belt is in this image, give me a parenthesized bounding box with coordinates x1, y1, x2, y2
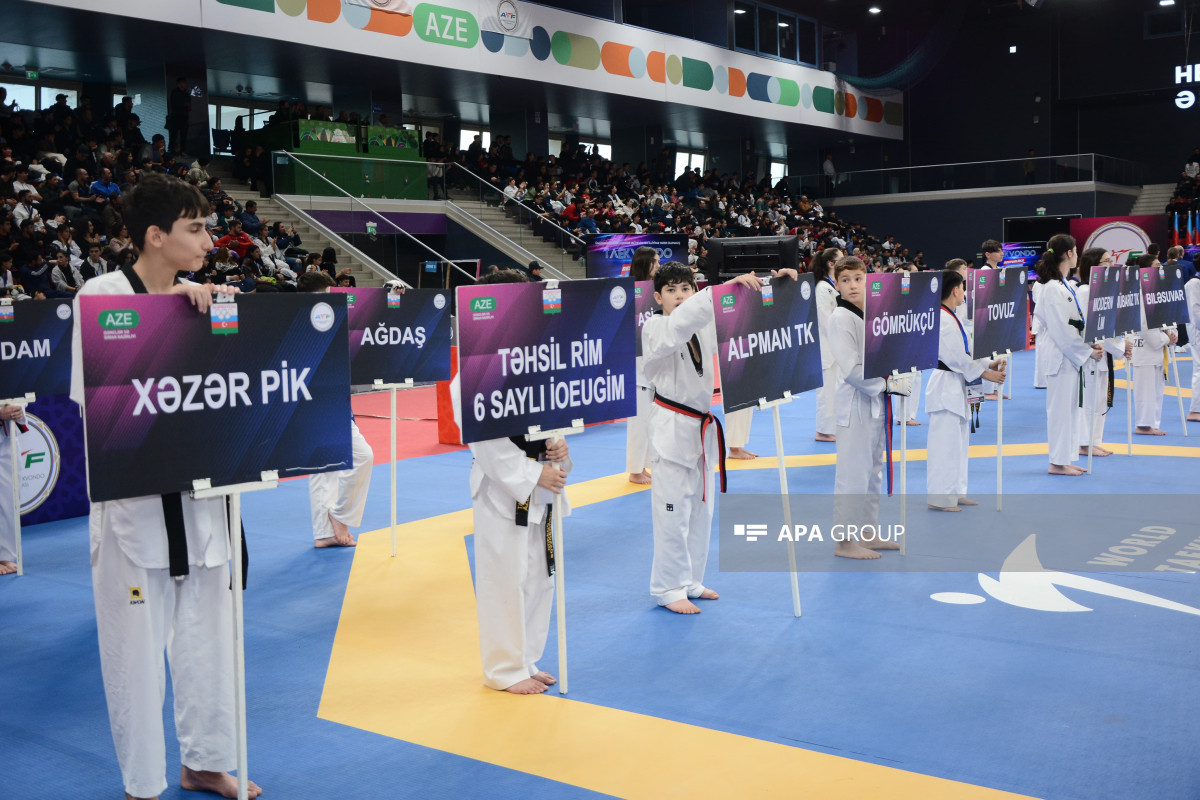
(652, 391, 727, 500)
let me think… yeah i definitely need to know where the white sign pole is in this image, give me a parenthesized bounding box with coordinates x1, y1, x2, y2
(193, 472, 279, 800)
(374, 378, 415, 558)
(1085, 361, 1095, 474)
(760, 394, 801, 617)
(1126, 359, 1135, 455)
(995, 350, 1009, 512)
(1168, 334, 1188, 437)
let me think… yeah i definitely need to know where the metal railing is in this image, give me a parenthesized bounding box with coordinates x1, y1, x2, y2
(787, 153, 1145, 200)
(271, 151, 478, 290)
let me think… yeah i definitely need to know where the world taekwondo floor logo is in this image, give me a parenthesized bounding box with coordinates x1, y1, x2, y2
(931, 535, 1200, 617)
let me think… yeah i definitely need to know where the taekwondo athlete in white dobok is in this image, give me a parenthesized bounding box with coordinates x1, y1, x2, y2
(725, 407, 757, 460)
(309, 418, 373, 547)
(641, 263, 784, 613)
(926, 271, 1006, 511)
(1032, 236, 1103, 476)
(814, 258, 841, 442)
(1186, 271, 1200, 422)
(1074, 249, 1130, 456)
(828, 257, 908, 560)
(450, 373, 572, 695)
(1131, 306, 1177, 436)
(0, 403, 27, 574)
(69, 174, 260, 800)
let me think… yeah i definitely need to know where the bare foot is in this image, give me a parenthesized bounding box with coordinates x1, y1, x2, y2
(1080, 446, 1111, 457)
(628, 470, 652, 485)
(835, 540, 882, 559)
(504, 678, 548, 694)
(1048, 464, 1086, 475)
(728, 447, 757, 460)
(814, 433, 836, 442)
(957, 498, 979, 506)
(984, 392, 999, 401)
(315, 512, 356, 547)
(905, 419, 921, 426)
(928, 504, 962, 512)
(1135, 426, 1166, 436)
(125, 793, 157, 800)
(862, 537, 901, 550)
(1188, 412, 1200, 422)
(664, 598, 701, 614)
(532, 671, 557, 685)
(696, 588, 719, 600)
(0, 560, 16, 575)
(180, 767, 261, 799)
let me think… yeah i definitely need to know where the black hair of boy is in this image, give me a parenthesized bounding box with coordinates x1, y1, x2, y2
(297, 270, 335, 293)
(478, 268, 530, 286)
(981, 239, 1002, 254)
(652, 261, 695, 294)
(833, 255, 866, 279)
(940, 269, 964, 301)
(123, 173, 207, 249)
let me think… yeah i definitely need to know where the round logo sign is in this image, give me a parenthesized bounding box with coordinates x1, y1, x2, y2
(1177, 268, 1182, 279)
(1018, 270, 1027, 283)
(930, 276, 939, 293)
(800, 281, 812, 301)
(310, 302, 335, 332)
(56, 303, 72, 320)
(1083, 221, 1151, 265)
(433, 293, 447, 310)
(610, 286, 627, 310)
(497, 0, 519, 32)
(16, 413, 60, 514)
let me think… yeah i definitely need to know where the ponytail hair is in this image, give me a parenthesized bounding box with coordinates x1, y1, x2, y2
(810, 247, 842, 282)
(1035, 233, 1076, 284)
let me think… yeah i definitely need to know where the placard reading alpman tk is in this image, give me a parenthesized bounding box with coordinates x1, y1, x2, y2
(0, 299, 73, 400)
(712, 275, 822, 412)
(864, 271, 940, 380)
(79, 293, 352, 502)
(330, 287, 452, 384)
(456, 278, 636, 443)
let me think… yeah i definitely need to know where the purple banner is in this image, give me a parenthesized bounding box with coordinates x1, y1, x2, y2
(864, 271, 940, 380)
(712, 275, 822, 412)
(306, 210, 446, 236)
(330, 287, 452, 385)
(1140, 265, 1190, 331)
(1114, 266, 1143, 337)
(79, 293, 352, 502)
(633, 280, 661, 357)
(456, 278, 636, 443)
(585, 234, 689, 279)
(1083, 266, 1122, 344)
(972, 267, 1029, 357)
(0, 299, 73, 401)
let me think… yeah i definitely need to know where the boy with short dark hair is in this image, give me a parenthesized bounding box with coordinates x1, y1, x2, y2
(69, 173, 260, 799)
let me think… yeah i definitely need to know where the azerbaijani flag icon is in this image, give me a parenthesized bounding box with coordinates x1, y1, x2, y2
(542, 288, 562, 314)
(211, 302, 239, 335)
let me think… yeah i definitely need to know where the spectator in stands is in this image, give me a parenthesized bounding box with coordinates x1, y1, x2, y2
(50, 250, 84, 294)
(89, 167, 122, 207)
(82, 243, 109, 279)
(107, 224, 133, 261)
(214, 219, 254, 259)
(1184, 153, 1200, 180)
(12, 190, 43, 231)
(188, 156, 212, 186)
(240, 200, 267, 237)
(167, 77, 192, 155)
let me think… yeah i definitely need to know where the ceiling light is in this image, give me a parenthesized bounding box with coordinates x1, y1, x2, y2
(734, 7, 747, 13)
(1009, 45, 1017, 53)
(1160, 0, 1176, 6)
(868, 6, 881, 13)
(779, 22, 789, 27)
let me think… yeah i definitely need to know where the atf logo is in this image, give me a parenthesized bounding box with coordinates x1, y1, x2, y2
(734, 524, 769, 542)
(129, 586, 145, 605)
(497, 0, 519, 31)
(16, 413, 60, 514)
(99, 309, 138, 329)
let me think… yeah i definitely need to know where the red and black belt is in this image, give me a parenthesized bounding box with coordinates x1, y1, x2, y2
(653, 391, 727, 501)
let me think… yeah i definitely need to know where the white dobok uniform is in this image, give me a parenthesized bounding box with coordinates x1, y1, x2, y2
(0, 411, 25, 564)
(1033, 279, 1094, 467)
(1074, 283, 1126, 448)
(725, 407, 754, 450)
(1131, 308, 1173, 430)
(451, 376, 572, 690)
(309, 419, 373, 540)
(830, 301, 887, 527)
(642, 289, 721, 606)
(625, 355, 654, 474)
(1031, 280, 1049, 388)
(1187, 277, 1200, 415)
(926, 306, 988, 507)
(814, 277, 840, 436)
(71, 270, 237, 799)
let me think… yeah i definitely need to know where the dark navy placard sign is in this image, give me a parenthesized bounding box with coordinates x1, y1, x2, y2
(712, 275, 822, 413)
(456, 278, 637, 443)
(863, 271, 940, 380)
(1083, 267, 1121, 344)
(1140, 266, 1191, 331)
(330, 287, 452, 384)
(633, 280, 661, 357)
(1113, 266, 1143, 337)
(0, 299, 73, 400)
(79, 293, 352, 502)
(973, 267, 1029, 356)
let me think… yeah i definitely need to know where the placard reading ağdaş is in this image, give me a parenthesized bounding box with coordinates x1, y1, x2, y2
(330, 287, 452, 384)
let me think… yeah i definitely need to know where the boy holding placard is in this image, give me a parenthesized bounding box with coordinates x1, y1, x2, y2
(0, 403, 27, 575)
(926, 270, 1006, 511)
(298, 269, 374, 548)
(453, 268, 574, 694)
(829, 256, 910, 559)
(642, 262, 783, 612)
(69, 174, 261, 800)
(1132, 254, 1178, 436)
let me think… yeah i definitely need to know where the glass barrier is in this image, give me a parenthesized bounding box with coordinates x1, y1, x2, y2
(786, 154, 1144, 200)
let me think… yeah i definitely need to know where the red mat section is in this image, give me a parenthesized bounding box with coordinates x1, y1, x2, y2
(351, 387, 466, 464)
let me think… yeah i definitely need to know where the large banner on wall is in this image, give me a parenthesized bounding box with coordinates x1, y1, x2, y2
(196, 0, 903, 139)
(79, 294, 353, 502)
(585, 234, 689, 279)
(456, 278, 636, 443)
(1070, 216, 1170, 266)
